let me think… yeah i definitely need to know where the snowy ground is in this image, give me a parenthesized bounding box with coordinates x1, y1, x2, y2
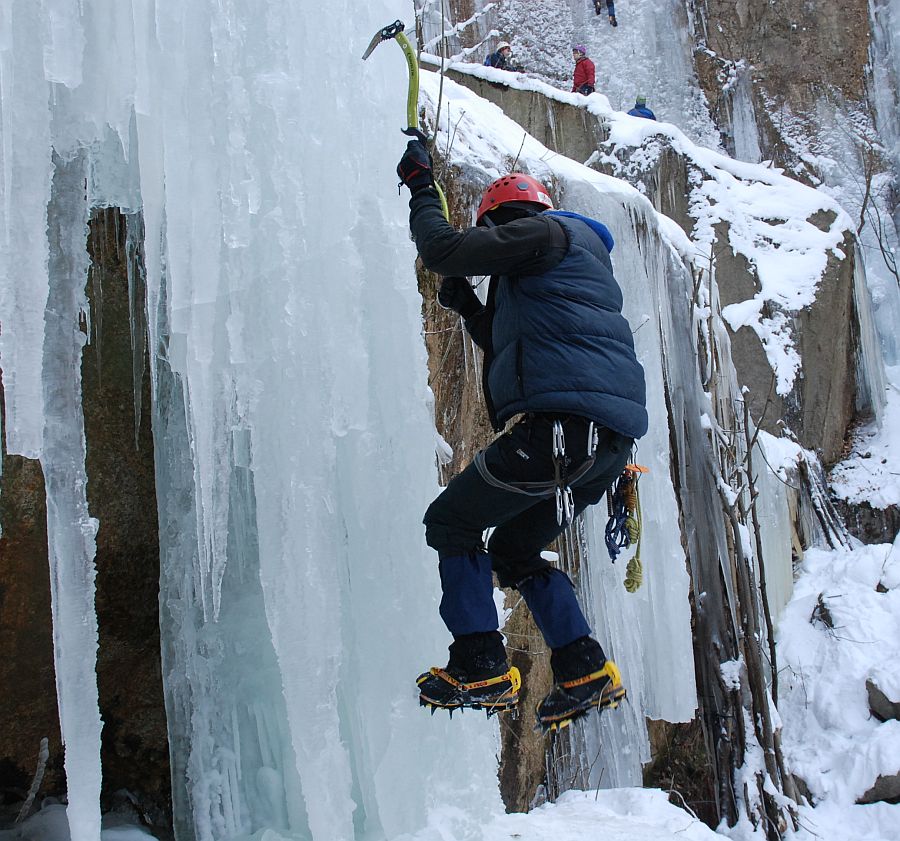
(0, 790, 722, 841)
(830, 377, 900, 509)
(5, 538, 899, 840)
(774, 538, 900, 841)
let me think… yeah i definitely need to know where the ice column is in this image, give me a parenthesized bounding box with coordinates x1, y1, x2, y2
(727, 67, 763, 164)
(133, 3, 503, 840)
(43, 150, 103, 841)
(576, 195, 698, 787)
(0, 0, 52, 459)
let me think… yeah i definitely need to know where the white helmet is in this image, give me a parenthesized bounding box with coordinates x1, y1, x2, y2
(497, 41, 511, 51)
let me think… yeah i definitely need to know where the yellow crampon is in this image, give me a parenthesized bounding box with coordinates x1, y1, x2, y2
(539, 660, 627, 733)
(417, 665, 522, 716)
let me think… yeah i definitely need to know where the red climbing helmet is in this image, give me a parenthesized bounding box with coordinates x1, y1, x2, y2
(476, 173, 554, 224)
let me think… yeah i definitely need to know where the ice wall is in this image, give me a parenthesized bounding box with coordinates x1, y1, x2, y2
(43, 150, 103, 841)
(3, 2, 506, 841)
(0, 0, 52, 459)
(725, 67, 763, 164)
(866, 0, 900, 370)
(132, 3, 506, 840)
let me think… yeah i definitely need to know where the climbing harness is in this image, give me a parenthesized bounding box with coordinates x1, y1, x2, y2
(552, 421, 574, 525)
(552, 420, 600, 525)
(473, 418, 599, 526)
(605, 463, 649, 592)
(362, 20, 450, 220)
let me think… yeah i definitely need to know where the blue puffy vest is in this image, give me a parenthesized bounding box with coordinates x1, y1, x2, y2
(486, 213, 648, 438)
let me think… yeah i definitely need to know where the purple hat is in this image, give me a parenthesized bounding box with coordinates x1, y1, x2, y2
(572, 44, 587, 55)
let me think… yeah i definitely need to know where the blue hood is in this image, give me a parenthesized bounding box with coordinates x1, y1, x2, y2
(546, 210, 614, 254)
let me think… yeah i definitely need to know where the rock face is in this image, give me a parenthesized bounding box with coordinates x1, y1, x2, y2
(867, 678, 900, 722)
(693, 0, 872, 167)
(0, 445, 63, 816)
(712, 215, 859, 466)
(0, 209, 170, 831)
(83, 210, 170, 830)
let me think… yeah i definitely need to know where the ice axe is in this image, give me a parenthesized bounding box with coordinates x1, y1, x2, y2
(362, 20, 450, 219)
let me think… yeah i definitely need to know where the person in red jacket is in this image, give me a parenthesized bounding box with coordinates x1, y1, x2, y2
(571, 45, 596, 95)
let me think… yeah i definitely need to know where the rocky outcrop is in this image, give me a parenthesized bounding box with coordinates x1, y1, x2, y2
(692, 0, 872, 169)
(832, 499, 900, 545)
(0, 443, 63, 818)
(858, 773, 900, 805)
(867, 678, 900, 723)
(711, 215, 859, 466)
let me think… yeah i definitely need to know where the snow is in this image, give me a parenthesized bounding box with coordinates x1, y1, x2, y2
(773, 540, 900, 841)
(830, 376, 900, 508)
(4, 791, 725, 841)
(402, 788, 726, 841)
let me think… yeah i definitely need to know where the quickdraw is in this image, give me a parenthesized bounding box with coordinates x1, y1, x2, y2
(605, 463, 649, 592)
(552, 420, 600, 525)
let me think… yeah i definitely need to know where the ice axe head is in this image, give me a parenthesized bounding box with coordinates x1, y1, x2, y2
(361, 19, 406, 60)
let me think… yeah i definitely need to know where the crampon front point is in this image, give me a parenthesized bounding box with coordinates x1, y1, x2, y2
(417, 665, 522, 717)
(536, 659, 626, 733)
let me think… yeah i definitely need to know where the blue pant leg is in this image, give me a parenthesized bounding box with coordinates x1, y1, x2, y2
(438, 551, 499, 636)
(517, 568, 591, 649)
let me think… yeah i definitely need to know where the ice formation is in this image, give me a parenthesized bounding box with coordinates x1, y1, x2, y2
(1, 2, 895, 841)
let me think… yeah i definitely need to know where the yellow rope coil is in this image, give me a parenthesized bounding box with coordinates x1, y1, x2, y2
(624, 556, 642, 593)
(623, 469, 644, 593)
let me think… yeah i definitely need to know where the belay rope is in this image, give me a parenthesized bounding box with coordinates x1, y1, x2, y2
(605, 463, 649, 592)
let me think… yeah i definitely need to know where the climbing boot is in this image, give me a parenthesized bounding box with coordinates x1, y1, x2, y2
(417, 631, 521, 716)
(609, 14, 618, 26)
(536, 636, 626, 732)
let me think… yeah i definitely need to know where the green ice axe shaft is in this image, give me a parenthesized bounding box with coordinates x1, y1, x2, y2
(362, 20, 450, 220)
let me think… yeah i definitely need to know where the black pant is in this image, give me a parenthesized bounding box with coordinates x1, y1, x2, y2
(424, 414, 632, 587)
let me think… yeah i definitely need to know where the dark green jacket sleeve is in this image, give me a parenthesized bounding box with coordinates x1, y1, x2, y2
(408, 187, 568, 277)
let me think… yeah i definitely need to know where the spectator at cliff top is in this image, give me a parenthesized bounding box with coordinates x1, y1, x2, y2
(627, 95, 656, 120)
(484, 42, 513, 70)
(571, 46, 596, 96)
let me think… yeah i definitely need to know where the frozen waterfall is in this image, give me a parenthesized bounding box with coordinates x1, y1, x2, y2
(1, 1, 868, 840)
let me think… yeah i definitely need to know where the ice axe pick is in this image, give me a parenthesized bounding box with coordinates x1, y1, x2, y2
(362, 20, 449, 219)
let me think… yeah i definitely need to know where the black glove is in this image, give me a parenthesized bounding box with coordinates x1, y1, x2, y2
(438, 276, 482, 319)
(396, 139, 434, 193)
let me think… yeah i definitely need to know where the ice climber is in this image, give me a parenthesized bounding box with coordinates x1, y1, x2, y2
(484, 41, 513, 70)
(571, 45, 596, 96)
(627, 95, 656, 120)
(395, 144, 648, 732)
(593, 0, 618, 26)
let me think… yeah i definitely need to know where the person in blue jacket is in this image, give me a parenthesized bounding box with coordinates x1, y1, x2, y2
(484, 41, 513, 69)
(396, 142, 648, 732)
(627, 95, 656, 120)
